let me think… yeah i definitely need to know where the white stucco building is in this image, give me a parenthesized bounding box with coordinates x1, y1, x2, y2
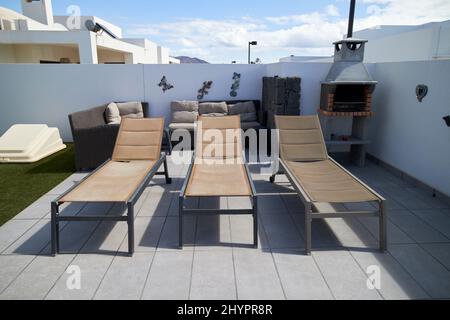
(0, 0, 180, 64)
(280, 20, 450, 64)
(352, 20, 450, 63)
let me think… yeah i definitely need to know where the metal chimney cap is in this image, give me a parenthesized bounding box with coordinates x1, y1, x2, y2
(333, 38, 368, 45)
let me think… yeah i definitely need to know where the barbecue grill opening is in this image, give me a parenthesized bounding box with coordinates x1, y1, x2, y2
(334, 85, 366, 111)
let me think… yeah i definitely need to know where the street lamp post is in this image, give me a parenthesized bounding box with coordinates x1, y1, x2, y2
(248, 41, 257, 64)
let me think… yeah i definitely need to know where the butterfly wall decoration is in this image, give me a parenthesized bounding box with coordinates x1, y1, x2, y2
(158, 76, 174, 93)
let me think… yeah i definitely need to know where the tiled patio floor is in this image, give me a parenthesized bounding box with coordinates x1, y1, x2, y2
(1, 152, 450, 300)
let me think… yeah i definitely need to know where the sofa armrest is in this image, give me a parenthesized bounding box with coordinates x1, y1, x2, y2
(72, 124, 120, 170)
(68, 105, 107, 131)
(257, 110, 267, 127)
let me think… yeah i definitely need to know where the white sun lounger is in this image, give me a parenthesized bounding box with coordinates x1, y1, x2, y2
(0, 124, 66, 163)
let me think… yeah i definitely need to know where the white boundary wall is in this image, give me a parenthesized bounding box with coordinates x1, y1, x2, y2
(369, 60, 450, 196)
(0, 60, 449, 195)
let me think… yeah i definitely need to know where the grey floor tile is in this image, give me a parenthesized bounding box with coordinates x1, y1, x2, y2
(258, 195, 288, 213)
(405, 189, 450, 209)
(158, 216, 196, 251)
(0, 255, 35, 293)
(261, 212, 303, 249)
(12, 194, 55, 220)
(372, 188, 406, 210)
(190, 250, 236, 300)
(3, 219, 53, 255)
(383, 187, 433, 210)
(199, 197, 228, 209)
(0, 254, 75, 300)
(312, 250, 382, 300)
(80, 220, 128, 254)
(290, 213, 341, 248)
(389, 244, 450, 299)
(141, 251, 193, 300)
(323, 218, 378, 249)
(42, 203, 112, 254)
(138, 189, 173, 217)
(42, 202, 86, 220)
(51, 221, 100, 254)
(412, 209, 450, 239)
(0, 219, 37, 253)
(389, 210, 448, 243)
(227, 197, 252, 210)
(168, 197, 199, 216)
(272, 250, 333, 300)
(358, 217, 414, 244)
(233, 249, 285, 300)
(350, 250, 429, 299)
(133, 189, 150, 214)
(94, 252, 154, 300)
(195, 215, 232, 251)
(280, 194, 305, 215)
(343, 202, 377, 211)
(119, 217, 165, 253)
(421, 243, 450, 270)
(1, 158, 449, 300)
(229, 215, 269, 249)
(46, 254, 114, 300)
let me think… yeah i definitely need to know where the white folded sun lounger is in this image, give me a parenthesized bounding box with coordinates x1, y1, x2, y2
(0, 124, 66, 163)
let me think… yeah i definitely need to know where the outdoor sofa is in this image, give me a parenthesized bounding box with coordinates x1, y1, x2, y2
(69, 102, 171, 170)
(51, 118, 171, 256)
(270, 115, 387, 255)
(168, 100, 265, 149)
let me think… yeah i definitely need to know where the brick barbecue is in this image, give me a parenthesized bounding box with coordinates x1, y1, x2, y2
(319, 38, 377, 117)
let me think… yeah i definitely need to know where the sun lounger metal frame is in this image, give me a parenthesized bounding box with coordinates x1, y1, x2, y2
(271, 157, 386, 255)
(178, 154, 258, 249)
(51, 153, 171, 256)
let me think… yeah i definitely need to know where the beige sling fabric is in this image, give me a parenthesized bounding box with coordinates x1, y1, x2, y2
(195, 115, 243, 160)
(60, 160, 156, 202)
(275, 115, 378, 203)
(61, 118, 164, 203)
(112, 118, 164, 161)
(284, 160, 378, 202)
(185, 163, 252, 196)
(275, 115, 328, 162)
(186, 115, 252, 197)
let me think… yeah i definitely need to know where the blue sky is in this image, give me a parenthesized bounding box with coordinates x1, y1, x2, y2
(1, 0, 449, 63)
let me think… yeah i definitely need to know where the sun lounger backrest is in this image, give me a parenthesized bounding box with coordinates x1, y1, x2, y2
(275, 115, 328, 161)
(112, 118, 164, 161)
(196, 115, 242, 160)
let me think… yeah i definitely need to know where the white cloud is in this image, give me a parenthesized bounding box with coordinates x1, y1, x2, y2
(125, 0, 450, 63)
(356, 0, 450, 28)
(326, 4, 340, 17)
(266, 12, 326, 25)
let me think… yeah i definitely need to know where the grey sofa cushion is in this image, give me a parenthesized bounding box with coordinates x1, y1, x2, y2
(228, 101, 257, 122)
(199, 102, 228, 115)
(105, 102, 121, 124)
(201, 113, 226, 117)
(169, 122, 195, 131)
(171, 101, 199, 123)
(241, 121, 263, 130)
(117, 101, 144, 119)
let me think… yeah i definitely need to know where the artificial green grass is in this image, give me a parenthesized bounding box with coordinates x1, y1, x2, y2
(0, 144, 75, 226)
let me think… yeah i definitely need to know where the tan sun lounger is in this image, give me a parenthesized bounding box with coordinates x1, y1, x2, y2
(179, 115, 257, 248)
(51, 118, 172, 256)
(270, 115, 386, 254)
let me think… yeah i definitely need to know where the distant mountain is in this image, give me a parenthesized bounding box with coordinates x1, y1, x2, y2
(174, 56, 209, 64)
